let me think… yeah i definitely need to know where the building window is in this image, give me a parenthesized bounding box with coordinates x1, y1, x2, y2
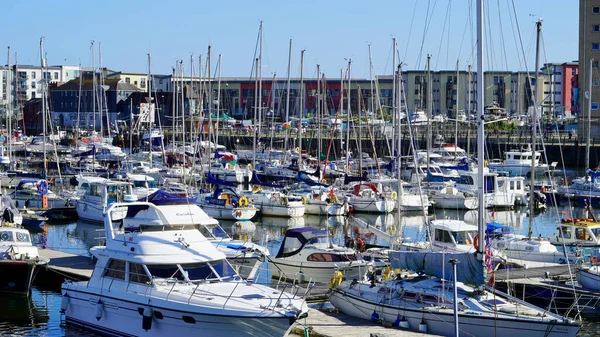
(594, 79, 599, 87)
(593, 102, 599, 110)
(594, 25, 600, 32)
(593, 43, 600, 51)
(594, 6, 600, 14)
(31, 72, 36, 79)
(141, 78, 146, 88)
(31, 81, 36, 88)
(54, 72, 58, 80)
(31, 92, 35, 99)
(125, 77, 130, 84)
(594, 61, 600, 69)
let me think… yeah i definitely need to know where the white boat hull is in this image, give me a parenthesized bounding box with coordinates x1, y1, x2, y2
(269, 259, 368, 283)
(256, 203, 305, 218)
(577, 266, 600, 291)
(350, 199, 395, 213)
(304, 202, 348, 216)
(330, 287, 579, 337)
(202, 205, 257, 221)
(432, 195, 478, 210)
(62, 289, 296, 337)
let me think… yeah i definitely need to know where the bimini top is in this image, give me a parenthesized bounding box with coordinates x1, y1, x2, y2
(276, 227, 328, 258)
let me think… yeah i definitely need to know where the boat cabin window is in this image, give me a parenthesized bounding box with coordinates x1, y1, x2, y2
(452, 231, 474, 245)
(434, 229, 453, 244)
(199, 224, 229, 240)
(181, 260, 237, 282)
(458, 176, 474, 185)
(89, 184, 102, 197)
(106, 185, 130, 203)
(576, 228, 590, 241)
(307, 253, 357, 262)
(15, 232, 30, 243)
(133, 180, 157, 189)
(129, 263, 151, 284)
(560, 226, 572, 238)
(104, 259, 126, 280)
(146, 264, 186, 281)
(0, 230, 14, 242)
(591, 228, 600, 237)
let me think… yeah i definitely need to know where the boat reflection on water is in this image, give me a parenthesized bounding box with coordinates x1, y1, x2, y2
(260, 215, 305, 229)
(0, 292, 49, 333)
(464, 207, 527, 229)
(74, 221, 106, 250)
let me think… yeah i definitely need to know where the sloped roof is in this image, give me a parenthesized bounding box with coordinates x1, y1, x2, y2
(51, 77, 141, 92)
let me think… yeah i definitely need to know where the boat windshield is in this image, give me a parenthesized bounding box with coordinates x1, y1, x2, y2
(133, 180, 157, 189)
(199, 224, 230, 240)
(147, 260, 238, 282)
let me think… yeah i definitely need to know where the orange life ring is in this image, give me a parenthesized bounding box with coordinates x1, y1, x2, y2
(356, 238, 365, 252)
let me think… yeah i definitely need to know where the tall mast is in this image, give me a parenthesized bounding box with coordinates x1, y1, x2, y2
(6, 47, 11, 164)
(586, 57, 594, 171)
(284, 39, 292, 162)
(207, 46, 212, 149)
(467, 64, 472, 156)
(40, 37, 47, 176)
(455, 60, 459, 152)
(391, 38, 397, 157)
(216, 53, 222, 147)
(76, 62, 82, 141)
(258, 21, 263, 139)
(357, 85, 362, 173)
(340, 68, 344, 157)
(298, 49, 305, 167)
(317, 64, 321, 168)
(99, 43, 107, 137)
(529, 19, 542, 240)
(252, 57, 258, 169)
(476, 0, 485, 256)
(147, 53, 153, 169)
(91, 41, 96, 132)
(345, 60, 352, 174)
(171, 65, 176, 149)
(426, 55, 432, 177)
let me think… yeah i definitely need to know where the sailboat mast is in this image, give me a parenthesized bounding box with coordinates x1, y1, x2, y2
(340, 68, 344, 157)
(100, 43, 107, 137)
(299, 49, 305, 167)
(317, 64, 321, 168)
(455, 60, 459, 153)
(252, 57, 258, 170)
(216, 53, 222, 147)
(284, 39, 292, 162)
(586, 57, 593, 171)
(357, 85, 362, 173)
(391, 38, 396, 157)
(426, 55, 432, 177)
(40, 37, 47, 176)
(345, 60, 351, 174)
(6, 47, 11, 164)
(258, 21, 263, 140)
(207, 46, 212, 151)
(529, 19, 542, 239)
(147, 53, 153, 169)
(91, 41, 96, 132)
(476, 0, 485, 256)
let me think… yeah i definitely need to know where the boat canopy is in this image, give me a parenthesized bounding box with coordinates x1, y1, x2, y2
(276, 227, 329, 258)
(141, 190, 197, 205)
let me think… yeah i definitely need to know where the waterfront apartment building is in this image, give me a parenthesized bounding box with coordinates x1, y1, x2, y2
(106, 71, 147, 91)
(580, 0, 600, 143)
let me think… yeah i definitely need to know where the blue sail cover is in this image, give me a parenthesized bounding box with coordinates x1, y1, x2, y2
(588, 169, 600, 184)
(207, 172, 236, 187)
(388, 251, 485, 286)
(298, 172, 328, 187)
(251, 171, 286, 188)
(141, 190, 197, 205)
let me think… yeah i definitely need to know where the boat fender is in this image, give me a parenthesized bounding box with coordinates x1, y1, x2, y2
(95, 299, 103, 321)
(418, 319, 427, 332)
(383, 266, 393, 280)
(142, 306, 153, 331)
(330, 270, 343, 288)
(473, 234, 486, 251)
(247, 163, 252, 171)
(60, 293, 69, 313)
(390, 191, 397, 200)
(238, 197, 249, 207)
(398, 316, 410, 329)
(370, 310, 380, 322)
(301, 196, 307, 205)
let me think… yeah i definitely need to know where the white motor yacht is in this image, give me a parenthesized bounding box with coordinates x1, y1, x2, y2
(61, 201, 308, 337)
(269, 227, 369, 283)
(75, 177, 136, 223)
(0, 223, 49, 293)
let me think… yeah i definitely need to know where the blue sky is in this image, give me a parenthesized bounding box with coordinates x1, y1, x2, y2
(2, 0, 578, 78)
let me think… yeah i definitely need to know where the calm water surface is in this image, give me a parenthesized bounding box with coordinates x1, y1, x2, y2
(3, 204, 600, 336)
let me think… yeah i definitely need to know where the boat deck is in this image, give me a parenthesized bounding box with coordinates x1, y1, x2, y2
(288, 307, 440, 337)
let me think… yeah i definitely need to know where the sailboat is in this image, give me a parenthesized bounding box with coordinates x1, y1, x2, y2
(328, 2, 580, 336)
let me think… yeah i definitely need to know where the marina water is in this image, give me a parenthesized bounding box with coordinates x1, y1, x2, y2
(3, 207, 600, 336)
